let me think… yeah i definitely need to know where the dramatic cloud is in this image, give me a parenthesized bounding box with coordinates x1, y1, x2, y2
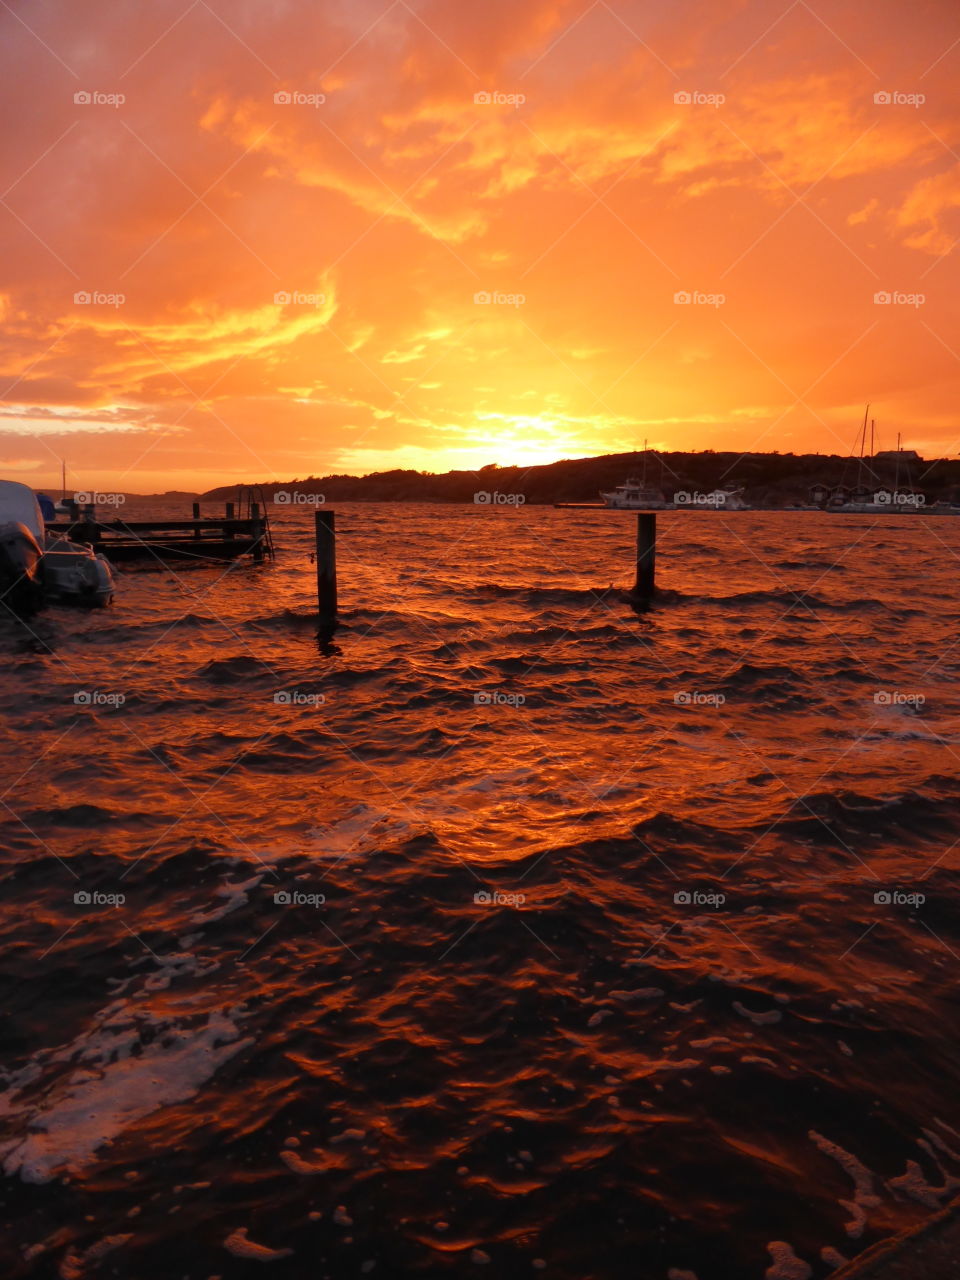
(1, 0, 959, 491)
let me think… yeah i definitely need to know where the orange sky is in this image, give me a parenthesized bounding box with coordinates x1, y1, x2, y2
(1, 0, 959, 493)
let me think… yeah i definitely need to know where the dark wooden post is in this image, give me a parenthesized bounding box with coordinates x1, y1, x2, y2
(314, 509, 337, 635)
(225, 501, 234, 519)
(251, 501, 264, 564)
(634, 512, 657, 600)
(76, 503, 99, 547)
(192, 501, 201, 539)
(224, 501, 235, 540)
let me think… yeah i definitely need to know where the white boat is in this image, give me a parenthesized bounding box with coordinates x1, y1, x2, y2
(0, 480, 115, 613)
(674, 483, 750, 510)
(601, 442, 674, 509)
(600, 477, 673, 509)
(0, 483, 45, 614)
(716, 484, 750, 510)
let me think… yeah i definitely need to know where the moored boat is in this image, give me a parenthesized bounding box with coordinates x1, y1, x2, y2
(674, 483, 750, 510)
(0, 483, 45, 614)
(600, 477, 673, 509)
(0, 480, 116, 613)
(601, 443, 673, 509)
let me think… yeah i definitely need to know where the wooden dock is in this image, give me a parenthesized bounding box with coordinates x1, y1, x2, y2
(46, 500, 274, 565)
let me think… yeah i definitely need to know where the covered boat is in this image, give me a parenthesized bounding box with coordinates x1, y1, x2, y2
(0, 480, 115, 613)
(0, 482, 45, 614)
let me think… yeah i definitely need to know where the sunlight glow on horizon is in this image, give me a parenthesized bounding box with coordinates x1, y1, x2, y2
(1, 1, 959, 490)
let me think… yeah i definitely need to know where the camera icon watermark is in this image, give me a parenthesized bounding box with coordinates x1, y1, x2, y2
(274, 289, 325, 307)
(874, 90, 925, 107)
(73, 291, 125, 308)
(674, 888, 725, 907)
(674, 290, 725, 307)
(674, 490, 726, 507)
(873, 690, 925, 707)
(73, 690, 126, 708)
(274, 889, 326, 906)
(474, 888, 525, 906)
(473, 690, 526, 707)
(473, 290, 525, 307)
(873, 291, 925, 307)
(273, 490, 325, 506)
(74, 90, 125, 107)
(74, 889, 125, 906)
(872, 490, 924, 507)
(674, 90, 725, 107)
(73, 490, 125, 506)
(874, 889, 925, 906)
(473, 490, 525, 506)
(673, 690, 726, 706)
(473, 90, 526, 108)
(274, 90, 325, 107)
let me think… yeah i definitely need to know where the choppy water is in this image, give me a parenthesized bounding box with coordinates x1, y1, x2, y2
(1, 503, 959, 1280)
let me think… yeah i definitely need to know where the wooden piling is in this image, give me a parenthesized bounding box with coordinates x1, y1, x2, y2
(192, 501, 201, 539)
(633, 512, 657, 600)
(314, 509, 338, 636)
(251, 501, 264, 564)
(73, 504, 99, 547)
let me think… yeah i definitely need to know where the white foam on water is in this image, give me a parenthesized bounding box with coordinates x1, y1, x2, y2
(190, 873, 264, 925)
(808, 1130, 881, 1238)
(263, 766, 620, 867)
(916, 1135, 960, 1195)
(253, 806, 418, 865)
(887, 1154, 960, 1208)
(764, 1241, 812, 1279)
(0, 1007, 251, 1184)
(279, 1148, 325, 1175)
(223, 1227, 293, 1261)
(330, 1127, 366, 1143)
(59, 1233, 133, 1279)
(924, 1125, 960, 1162)
(733, 1000, 782, 1026)
(820, 1245, 847, 1268)
(312, 808, 416, 858)
(635, 1057, 701, 1077)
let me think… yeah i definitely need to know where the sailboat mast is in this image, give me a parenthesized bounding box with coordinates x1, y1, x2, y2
(857, 404, 869, 487)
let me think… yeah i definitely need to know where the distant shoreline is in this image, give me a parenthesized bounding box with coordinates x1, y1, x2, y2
(193, 447, 959, 508)
(49, 447, 959, 507)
